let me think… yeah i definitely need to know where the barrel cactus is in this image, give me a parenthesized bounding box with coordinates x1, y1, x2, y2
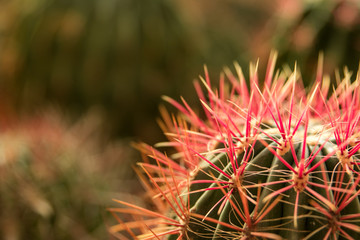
(110, 52, 360, 239)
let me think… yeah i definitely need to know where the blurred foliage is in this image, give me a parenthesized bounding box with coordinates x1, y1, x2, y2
(0, 109, 140, 240)
(0, 0, 358, 143)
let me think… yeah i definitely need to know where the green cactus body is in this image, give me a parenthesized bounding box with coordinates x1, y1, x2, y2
(111, 53, 360, 239)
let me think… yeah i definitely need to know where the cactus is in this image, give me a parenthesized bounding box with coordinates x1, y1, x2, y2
(110, 52, 360, 239)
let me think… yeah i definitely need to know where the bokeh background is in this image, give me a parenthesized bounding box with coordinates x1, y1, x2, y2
(0, 0, 359, 239)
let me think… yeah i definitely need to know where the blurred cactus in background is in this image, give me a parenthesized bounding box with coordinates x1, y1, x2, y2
(0, 109, 140, 240)
(272, 0, 360, 84)
(0, 0, 281, 142)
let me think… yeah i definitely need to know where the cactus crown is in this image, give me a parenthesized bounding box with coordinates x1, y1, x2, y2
(110, 52, 360, 240)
